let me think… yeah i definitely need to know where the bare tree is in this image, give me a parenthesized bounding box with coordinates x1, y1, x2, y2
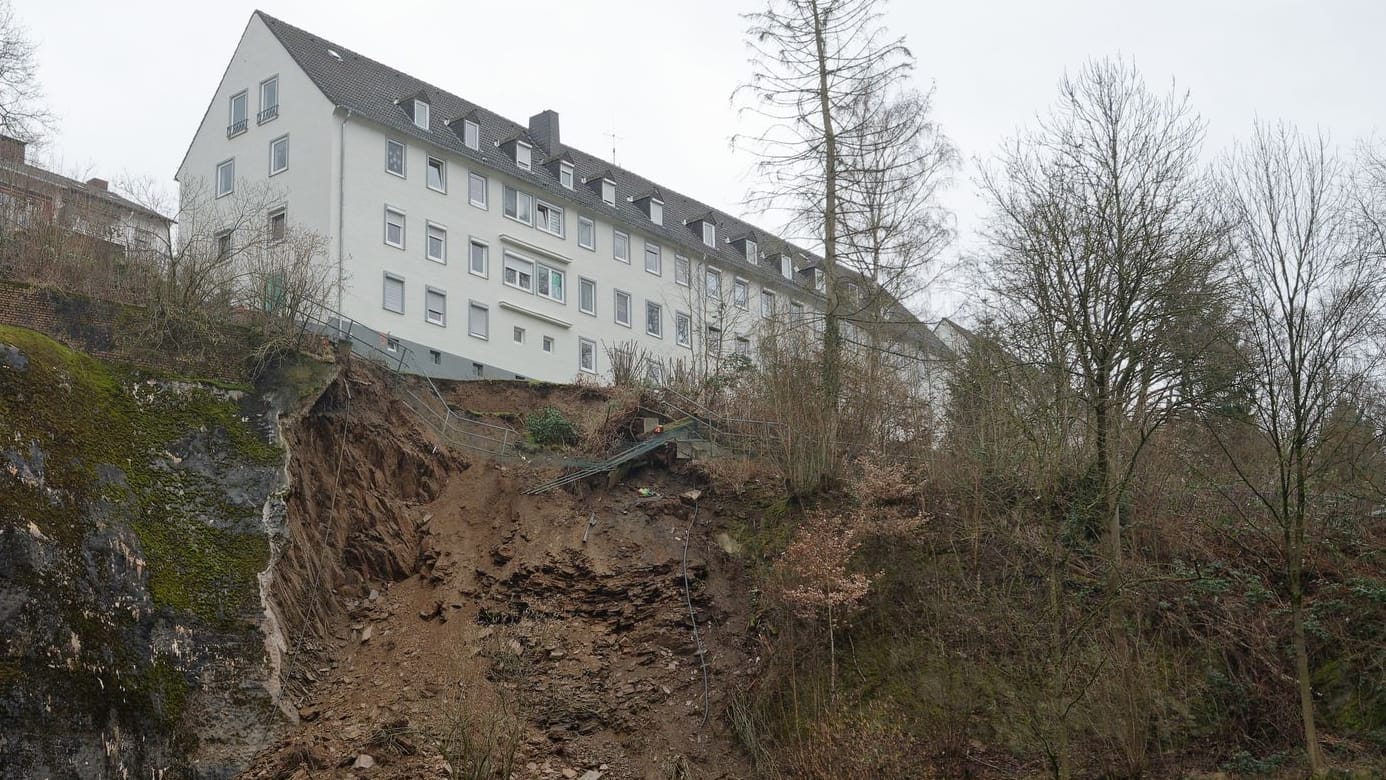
(736, 0, 914, 402)
(980, 57, 1229, 572)
(1214, 122, 1386, 776)
(0, 1, 54, 142)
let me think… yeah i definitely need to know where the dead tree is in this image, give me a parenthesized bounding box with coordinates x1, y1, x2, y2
(1215, 122, 1386, 777)
(980, 57, 1229, 573)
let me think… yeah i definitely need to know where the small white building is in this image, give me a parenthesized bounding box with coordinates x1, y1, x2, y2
(177, 11, 947, 385)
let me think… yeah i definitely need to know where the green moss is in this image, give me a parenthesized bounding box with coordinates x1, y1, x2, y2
(143, 658, 190, 728)
(0, 659, 20, 690)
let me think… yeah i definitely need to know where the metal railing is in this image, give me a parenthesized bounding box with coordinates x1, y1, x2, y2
(226, 119, 248, 138)
(257, 105, 279, 124)
(653, 384, 786, 455)
(293, 300, 519, 460)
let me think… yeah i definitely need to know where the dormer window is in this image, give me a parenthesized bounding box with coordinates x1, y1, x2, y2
(649, 199, 663, 226)
(780, 253, 793, 280)
(602, 179, 615, 206)
(745, 239, 758, 264)
(516, 142, 532, 171)
(702, 221, 716, 248)
(413, 99, 430, 130)
(463, 119, 480, 150)
(560, 161, 574, 189)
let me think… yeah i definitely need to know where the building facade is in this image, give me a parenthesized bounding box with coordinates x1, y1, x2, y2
(178, 11, 951, 386)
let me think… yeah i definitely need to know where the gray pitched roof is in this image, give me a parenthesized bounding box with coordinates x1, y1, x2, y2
(0, 159, 172, 224)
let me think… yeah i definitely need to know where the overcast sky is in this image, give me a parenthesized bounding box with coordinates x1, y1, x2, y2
(17, 0, 1386, 319)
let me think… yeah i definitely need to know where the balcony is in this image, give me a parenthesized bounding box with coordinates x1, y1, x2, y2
(257, 105, 279, 125)
(226, 119, 248, 138)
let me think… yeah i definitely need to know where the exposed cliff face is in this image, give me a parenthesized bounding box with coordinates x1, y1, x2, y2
(0, 325, 294, 778)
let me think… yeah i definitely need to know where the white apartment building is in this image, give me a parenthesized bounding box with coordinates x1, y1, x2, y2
(178, 11, 949, 385)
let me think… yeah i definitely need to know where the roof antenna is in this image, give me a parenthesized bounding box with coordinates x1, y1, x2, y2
(605, 128, 623, 166)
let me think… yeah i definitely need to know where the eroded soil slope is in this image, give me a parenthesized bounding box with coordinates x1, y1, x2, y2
(251, 366, 757, 779)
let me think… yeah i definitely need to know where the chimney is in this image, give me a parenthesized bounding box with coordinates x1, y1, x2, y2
(0, 135, 27, 164)
(86, 177, 108, 191)
(528, 110, 560, 154)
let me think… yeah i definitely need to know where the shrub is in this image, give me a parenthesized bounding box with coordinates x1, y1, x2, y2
(525, 405, 579, 447)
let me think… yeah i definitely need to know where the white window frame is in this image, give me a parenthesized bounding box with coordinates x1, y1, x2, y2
(216, 230, 232, 259)
(650, 199, 663, 225)
(386, 139, 406, 177)
(259, 76, 279, 121)
(733, 278, 749, 310)
(735, 336, 751, 356)
(468, 172, 488, 209)
(426, 156, 447, 193)
(791, 301, 806, 321)
(542, 335, 554, 353)
(468, 238, 489, 278)
(560, 161, 574, 189)
(613, 230, 630, 264)
(413, 99, 430, 130)
(601, 178, 615, 206)
(384, 207, 405, 249)
(463, 119, 480, 150)
(215, 159, 235, 198)
(675, 311, 692, 348)
(675, 255, 690, 287)
(536, 263, 565, 303)
(705, 267, 722, 300)
(578, 216, 595, 251)
(746, 239, 759, 264)
(268, 135, 289, 176)
(516, 141, 532, 170)
(701, 221, 715, 248)
(645, 300, 663, 339)
(535, 199, 564, 237)
(502, 251, 534, 293)
(425, 287, 447, 326)
(781, 253, 794, 280)
(228, 90, 248, 134)
(579, 277, 597, 316)
(425, 222, 447, 264)
(503, 185, 534, 226)
(761, 289, 776, 318)
(267, 207, 287, 244)
(468, 301, 489, 340)
(614, 289, 632, 328)
(579, 337, 597, 374)
(383, 273, 405, 314)
(513, 326, 525, 344)
(644, 241, 662, 276)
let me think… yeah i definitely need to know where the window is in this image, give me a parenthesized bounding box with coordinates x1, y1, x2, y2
(469, 239, 488, 277)
(426, 223, 446, 263)
(614, 290, 631, 327)
(463, 119, 480, 150)
(601, 179, 615, 206)
(746, 239, 759, 264)
(646, 361, 664, 384)
(542, 336, 554, 353)
(614, 230, 629, 263)
(468, 172, 488, 208)
(228, 91, 248, 136)
(705, 267, 721, 300)
(791, 301, 805, 321)
(472, 362, 485, 378)
(430, 349, 442, 365)
(535, 200, 564, 237)
(761, 290, 776, 318)
(384, 207, 405, 248)
(578, 216, 595, 250)
(269, 135, 289, 175)
(386, 140, 406, 177)
(413, 99, 430, 130)
(503, 185, 533, 225)
(674, 255, 690, 287)
(516, 141, 532, 170)
(560, 161, 574, 189)
(386, 337, 400, 353)
(650, 199, 663, 225)
(735, 336, 751, 356)
(503, 252, 534, 292)
(733, 278, 749, 310)
(579, 277, 596, 315)
(513, 326, 525, 344)
(268, 208, 287, 243)
(675, 311, 691, 348)
(645, 301, 663, 338)
(536, 264, 565, 302)
(706, 324, 721, 350)
(216, 159, 234, 198)
(216, 230, 232, 260)
(426, 157, 446, 192)
(383, 274, 405, 313)
(781, 253, 794, 280)
(468, 302, 489, 339)
(258, 76, 279, 123)
(425, 288, 447, 326)
(702, 221, 716, 248)
(644, 242, 661, 275)
(579, 338, 597, 374)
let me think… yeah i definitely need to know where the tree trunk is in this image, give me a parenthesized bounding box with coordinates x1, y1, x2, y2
(1290, 514, 1325, 775)
(811, 0, 841, 404)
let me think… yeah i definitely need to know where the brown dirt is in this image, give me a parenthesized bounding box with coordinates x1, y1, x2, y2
(246, 363, 758, 779)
